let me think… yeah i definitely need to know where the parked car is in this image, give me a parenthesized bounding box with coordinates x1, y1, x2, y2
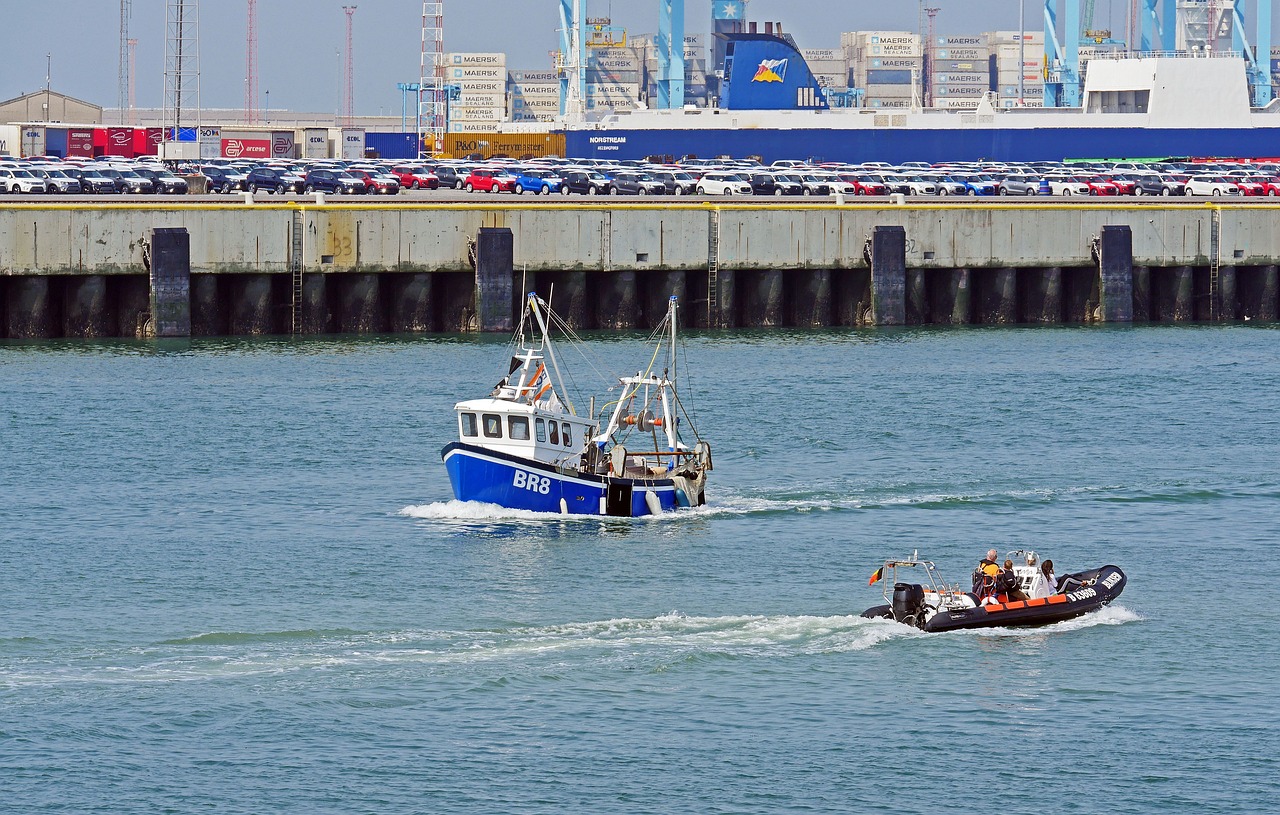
(130, 167, 188, 194)
(749, 172, 800, 196)
(35, 168, 82, 194)
(1045, 175, 1091, 196)
(201, 166, 247, 194)
(72, 167, 117, 194)
(1078, 175, 1120, 196)
(349, 168, 401, 195)
(96, 167, 155, 194)
(0, 168, 49, 194)
(464, 167, 517, 193)
(650, 169, 698, 195)
(303, 168, 367, 194)
(559, 169, 614, 195)
(512, 167, 563, 195)
(1185, 175, 1242, 196)
(1127, 174, 1169, 196)
(245, 166, 303, 194)
(610, 171, 667, 195)
(389, 165, 440, 190)
(998, 174, 1041, 195)
(434, 165, 468, 189)
(844, 173, 892, 195)
(695, 171, 752, 196)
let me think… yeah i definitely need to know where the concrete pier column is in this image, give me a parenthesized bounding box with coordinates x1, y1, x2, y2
(595, 271, 639, 330)
(1131, 266, 1151, 322)
(935, 268, 971, 325)
(550, 271, 588, 328)
(1218, 266, 1237, 321)
(712, 268, 737, 328)
(1098, 225, 1133, 323)
(1019, 267, 1062, 324)
(976, 268, 1017, 324)
(1261, 265, 1279, 321)
(190, 274, 224, 336)
(905, 268, 927, 324)
(791, 268, 832, 327)
(338, 273, 387, 334)
(1172, 266, 1195, 321)
(744, 269, 785, 327)
(475, 227, 514, 333)
(116, 275, 151, 337)
(6, 276, 55, 339)
(149, 227, 191, 337)
(869, 226, 906, 326)
(228, 274, 275, 336)
(302, 273, 332, 334)
(644, 270, 687, 328)
(62, 275, 111, 338)
(388, 273, 432, 333)
(0, 279, 7, 338)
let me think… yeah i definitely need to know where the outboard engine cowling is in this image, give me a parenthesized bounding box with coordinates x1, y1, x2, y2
(891, 583, 926, 627)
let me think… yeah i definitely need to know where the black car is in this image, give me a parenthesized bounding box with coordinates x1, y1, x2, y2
(245, 166, 305, 194)
(749, 172, 803, 196)
(559, 170, 614, 195)
(303, 168, 366, 194)
(200, 166, 247, 194)
(434, 165, 468, 189)
(1130, 174, 1178, 196)
(71, 168, 118, 194)
(98, 167, 155, 194)
(134, 167, 189, 194)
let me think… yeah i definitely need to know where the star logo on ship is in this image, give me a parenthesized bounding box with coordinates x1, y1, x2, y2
(718, 2, 742, 19)
(752, 58, 788, 83)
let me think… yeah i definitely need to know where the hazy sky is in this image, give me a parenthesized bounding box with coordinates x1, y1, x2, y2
(1, 0, 1163, 115)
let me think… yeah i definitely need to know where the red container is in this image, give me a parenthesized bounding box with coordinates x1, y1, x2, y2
(105, 127, 135, 158)
(221, 138, 270, 159)
(67, 129, 95, 157)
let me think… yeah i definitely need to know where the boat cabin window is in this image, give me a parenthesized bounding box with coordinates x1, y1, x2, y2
(549, 422, 560, 445)
(460, 413, 478, 437)
(509, 416, 530, 441)
(482, 413, 503, 438)
(562, 423, 572, 447)
(535, 418, 546, 442)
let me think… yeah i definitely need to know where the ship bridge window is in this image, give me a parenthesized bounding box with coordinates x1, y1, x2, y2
(509, 416, 530, 441)
(535, 418, 547, 443)
(549, 422, 560, 445)
(1087, 89, 1149, 114)
(461, 413, 478, 437)
(562, 423, 573, 447)
(483, 413, 503, 438)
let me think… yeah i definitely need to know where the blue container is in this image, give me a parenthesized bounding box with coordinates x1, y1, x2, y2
(46, 127, 68, 158)
(364, 132, 419, 160)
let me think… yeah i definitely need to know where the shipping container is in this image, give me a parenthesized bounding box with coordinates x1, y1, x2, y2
(509, 81, 561, 96)
(447, 122, 502, 134)
(932, 73, 990, 85)
(221, 137, 270, 159)
(271, 131, 296, 159)
(446, 52, 506, 68)
(864, 84, 915, 99)
(198, 127, 222, 160)
(20, 126, 46, 158)
(303, 127, 328, 159)
(1000, 99, 1044, 108)
(933, 59, 989, 73)
(997, 72, 1043, 84)
(340, 128, 365, 161)
(46, 127, 68, 158)
(801, 49, 842, 62)
(449, 106, 506, 121)
(987, 31, 1044, 45)
(513, 97, 561, 111)
(935, 34, 988, 47)
(931, 85, 987, 98)
(586, 69, 641, 85)
(866, 69, 914, 85)
(999, 85, 1045, 97)
(364, 132, 419, 160)
(105, 127, 134, 158)
(865, 98, 913, 109)
(456, 92, 507, 108)
(458, 79, 506, 94)
(0, 125, 19, 157)
(508, 70, 558, 83)
(813, 73, 847, 89)
(443, 132, 565, 159)
(932, 47, 986, 61)
(806, 60, 846, 75)
(450, 66, 505, 82)
(67, 128, 94, 158)
(931, 98, 981, 109)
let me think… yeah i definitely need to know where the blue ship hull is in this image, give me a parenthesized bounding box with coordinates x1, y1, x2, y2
(441, 442, 683, 516)
(566, 125, 1280, 165)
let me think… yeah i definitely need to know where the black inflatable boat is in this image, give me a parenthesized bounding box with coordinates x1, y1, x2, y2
(862, 552, 1126, 633)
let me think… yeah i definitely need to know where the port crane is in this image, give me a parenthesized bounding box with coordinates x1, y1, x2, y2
(559, 0, 687, 116)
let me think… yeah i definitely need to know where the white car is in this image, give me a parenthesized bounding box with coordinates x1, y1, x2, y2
(899, 175, 939, 195)
(1045, 175, 1091, 196)
(696, 171, 752, 196)
(810, 171, 858, 195)
(1185, 175, 1242, 196)
(0, 168, 49, 194)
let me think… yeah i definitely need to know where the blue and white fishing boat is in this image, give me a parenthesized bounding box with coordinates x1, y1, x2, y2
(441, 293, 711, 516)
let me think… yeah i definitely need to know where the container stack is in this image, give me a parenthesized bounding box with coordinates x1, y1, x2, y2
(802, 49, 848, 96)
(843, 32, 923, 109)
(929, 35, 990, 109)
(507, 70, 561, 123)
(587, 47, 642, 112)
(631, 34, 711, 107)
(446, 52, 508, 133)
(989, 31, 1044, 108)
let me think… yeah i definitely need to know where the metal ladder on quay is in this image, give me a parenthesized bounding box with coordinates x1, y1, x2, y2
(1208, 207, 1222, 321)
(290, 210, 305, 335)
(707, 208, 721, 328)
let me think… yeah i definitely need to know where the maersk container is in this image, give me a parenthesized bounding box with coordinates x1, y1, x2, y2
(364, 132, 419, 161)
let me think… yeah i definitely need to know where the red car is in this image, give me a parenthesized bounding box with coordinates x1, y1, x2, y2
(1251, 176, 1280, 196)
(1099, 175, 1137, 195)
(391, 165, 440, 190)
(347, 169, 401, 195)
(1080, 175, 1119, 196)
(464, 167, 517, 193)
(1229, 175, 1267, 196)
(840, 173, 888, 195)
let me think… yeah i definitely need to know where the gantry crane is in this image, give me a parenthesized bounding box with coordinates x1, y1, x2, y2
(559, 0, 687, 117)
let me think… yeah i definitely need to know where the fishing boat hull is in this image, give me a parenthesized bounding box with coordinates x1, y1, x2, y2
(442, 442, 693, 516)
(862, 565, 1127, 633)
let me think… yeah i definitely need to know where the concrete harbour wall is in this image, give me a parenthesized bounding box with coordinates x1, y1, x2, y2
(1, 201, 1278, 338)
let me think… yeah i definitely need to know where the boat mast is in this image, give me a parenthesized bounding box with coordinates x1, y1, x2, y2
(528, 293, 576, 416)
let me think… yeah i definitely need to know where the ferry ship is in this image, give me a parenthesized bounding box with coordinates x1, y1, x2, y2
(564, 32, 1280, 165)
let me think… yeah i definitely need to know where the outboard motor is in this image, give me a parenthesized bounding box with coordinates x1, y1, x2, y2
(891, 583, 926, 627)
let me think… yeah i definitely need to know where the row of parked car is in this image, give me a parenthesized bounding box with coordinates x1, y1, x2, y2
(4, 153, 1279, 199)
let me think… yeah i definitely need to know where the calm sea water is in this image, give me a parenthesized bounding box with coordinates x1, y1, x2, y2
(2, 325, 1278, 814)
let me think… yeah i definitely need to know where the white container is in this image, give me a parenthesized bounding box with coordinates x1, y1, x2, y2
(931, 85, 987, 98)
(302, 127, 328, 159)
(802, 48, 842, 62)
(446, 52, 506, 68)
(935, 34, 988, 48)
(932, 73, 990, 85)
(987, 31, 1044, 45)
(449, 106, 505, 121)
(449, 121, 502, 133)
(450, 66, 505, 82)
(458, 79, 506, 95)
(931, 98, 981, 109)
(508, 70, 558, 83)
(340, 128, 364, 161)
(932, 47, 986, 61)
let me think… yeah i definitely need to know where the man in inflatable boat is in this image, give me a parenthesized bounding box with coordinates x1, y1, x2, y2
(973, 549, 1057, 605)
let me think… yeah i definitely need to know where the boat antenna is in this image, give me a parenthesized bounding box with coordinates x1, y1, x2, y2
(528, 293, 576, 416)
(668, 295, 678, 391)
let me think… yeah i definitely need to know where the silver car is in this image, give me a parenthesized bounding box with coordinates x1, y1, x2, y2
(37, 168, 83, 194)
